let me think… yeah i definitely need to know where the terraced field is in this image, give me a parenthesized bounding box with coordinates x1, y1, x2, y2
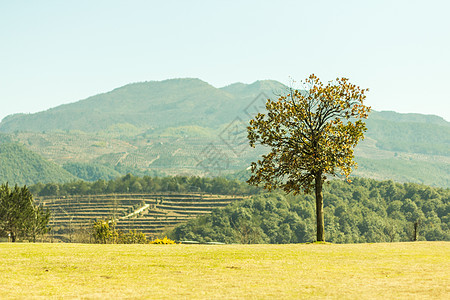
(7, 131, 265, 176)
(36, 193, 244, 239)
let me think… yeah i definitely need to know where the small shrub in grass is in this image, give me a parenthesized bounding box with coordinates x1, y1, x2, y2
(150, 236, 177, 244)
(92, 219, 148, 244)
(92, 219, 118, 244)
(118, 230, 148, 244)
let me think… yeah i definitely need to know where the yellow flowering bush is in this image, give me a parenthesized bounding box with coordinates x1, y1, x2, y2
(150, 236, 177, 244)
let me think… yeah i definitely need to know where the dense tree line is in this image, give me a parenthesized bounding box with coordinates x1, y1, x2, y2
(0, 183, 50, 242)
(29, 174, 259, 197)
(62, 162, 165, 182)
(169, 178, 449, 243)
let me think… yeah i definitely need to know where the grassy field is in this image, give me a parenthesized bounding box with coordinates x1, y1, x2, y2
(0, 242, 448, 299)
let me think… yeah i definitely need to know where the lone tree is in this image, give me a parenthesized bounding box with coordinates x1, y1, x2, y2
(247, 74, 370, 241)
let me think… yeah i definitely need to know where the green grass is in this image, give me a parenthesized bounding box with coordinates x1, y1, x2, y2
(0, 242, 448, 299)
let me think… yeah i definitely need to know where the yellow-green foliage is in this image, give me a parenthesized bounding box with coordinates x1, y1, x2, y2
(118, 230, 148, 244)
(92, 219, 118, 244)
(93, 219, 148, 244)
(150, 236, 177, 244)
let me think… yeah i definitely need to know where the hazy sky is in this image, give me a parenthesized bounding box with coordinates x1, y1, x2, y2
(1, 0, 449, 122)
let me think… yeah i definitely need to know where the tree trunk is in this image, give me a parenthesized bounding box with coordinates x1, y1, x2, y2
(315, 173, 325, 242)
(413, 221, 419, 241)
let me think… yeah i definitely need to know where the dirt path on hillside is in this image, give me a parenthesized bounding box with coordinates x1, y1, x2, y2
(120, 204, 150, 220)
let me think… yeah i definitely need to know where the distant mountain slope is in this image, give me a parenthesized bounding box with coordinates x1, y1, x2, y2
(226, 155, 450, 188)
(353, 156, 450, 187)
(0, 143, 79, 185)
(0, 78, 243, 132)
(220, 80, 286, 98)
(62, 162, 121, 182)
(365, 111, 450, 156)
(0, 79, 290, 133)
(0, 78, 449, 187)
(369, 111, 449, 127)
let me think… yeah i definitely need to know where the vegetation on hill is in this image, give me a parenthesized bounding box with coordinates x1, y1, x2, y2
(0, 134, 12, 144)
(368, 110, 449, 126)
(29, 174, 259, 197)
(61, 162, 165, 182)
(159, 125, 215, 138)
(169, 178, 449, 243)
(0, 143, 78, 185)
(62, 162, 122, 181)
(365, 117, 450, 155)
(97, 123, 143, 137)
(354, 157, 450, 187)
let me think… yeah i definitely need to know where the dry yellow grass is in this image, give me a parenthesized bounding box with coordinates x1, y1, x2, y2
(0, 242, 448, 299)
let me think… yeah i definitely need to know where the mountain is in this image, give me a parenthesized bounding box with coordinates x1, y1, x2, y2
(221, 80, 287, 98)
(0, 78, 243, 132)
(0, 143, 79, 185)
(368, 111, 449, 127)
(0, 79, 288, 133)
(0, 78, 448, 187)
(364, 111, 450, 156)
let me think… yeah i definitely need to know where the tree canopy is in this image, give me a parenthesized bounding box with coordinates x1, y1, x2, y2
(0, 183, 50, 242)
(247, 74, 370, 241)
(29, 174, 259, 197)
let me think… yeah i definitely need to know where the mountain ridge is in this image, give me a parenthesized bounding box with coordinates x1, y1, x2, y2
(0, 78, 239, 132)
(0, 78, 448, 187)
(1, 78, 448, 133)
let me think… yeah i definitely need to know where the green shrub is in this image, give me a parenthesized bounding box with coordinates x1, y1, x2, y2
(118, 230, 148, 244)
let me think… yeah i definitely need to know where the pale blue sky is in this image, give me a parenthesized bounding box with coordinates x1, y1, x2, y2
(1, 0, 449, 121)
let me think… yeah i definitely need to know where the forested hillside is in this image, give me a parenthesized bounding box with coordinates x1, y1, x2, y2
(169, 178, 449, 243)
(0, 143, 78, 185)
